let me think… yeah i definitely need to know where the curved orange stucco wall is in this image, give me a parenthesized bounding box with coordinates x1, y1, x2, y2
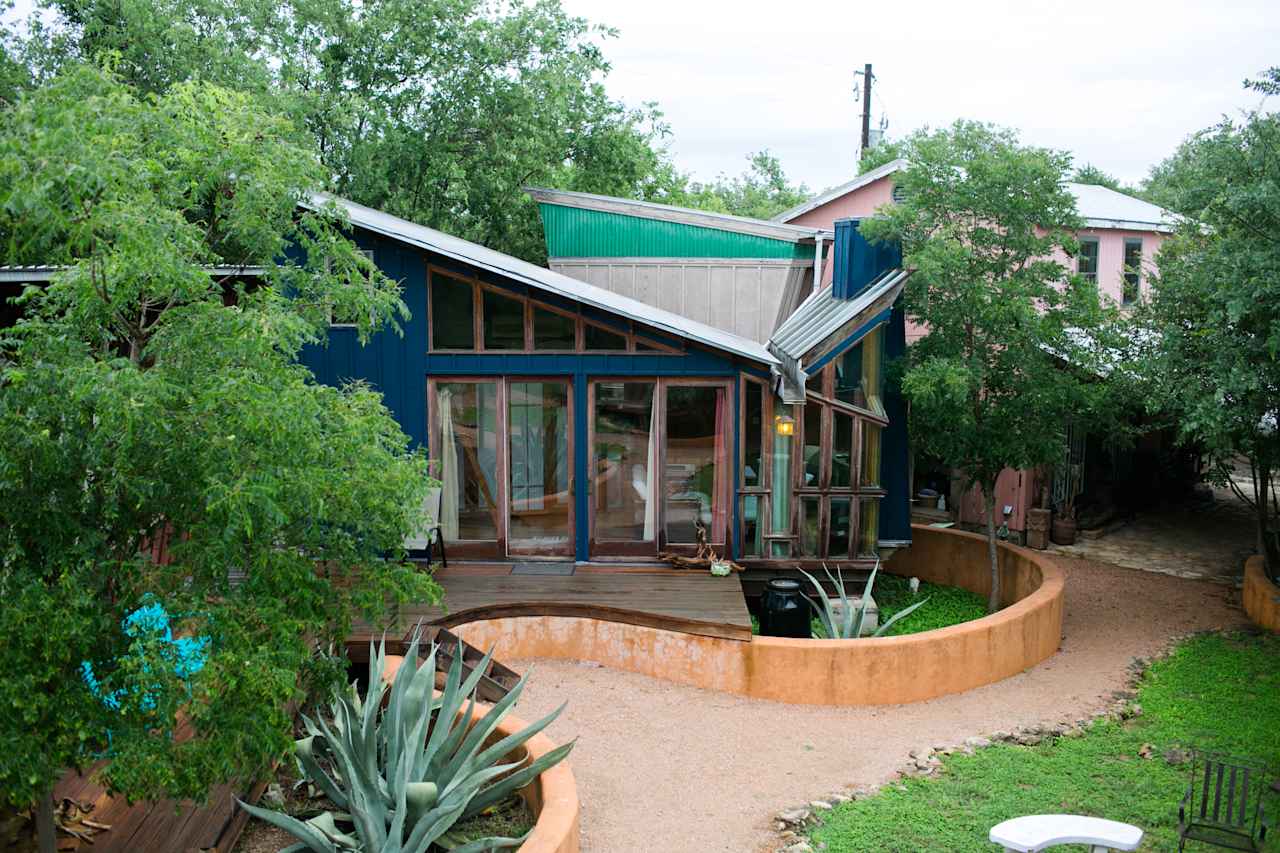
(1243, 555, 1280, 632)
(454, 525, 1065, 706)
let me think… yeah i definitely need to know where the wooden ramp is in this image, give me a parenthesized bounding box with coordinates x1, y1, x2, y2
(350, 565, 754, 654)
(50, 766, 263, 853)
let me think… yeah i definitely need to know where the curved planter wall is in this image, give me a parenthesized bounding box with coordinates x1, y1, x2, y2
(1243, 556, 1280, 632)
(379, 656, 581, 853)
(454, 525, 1065, 706)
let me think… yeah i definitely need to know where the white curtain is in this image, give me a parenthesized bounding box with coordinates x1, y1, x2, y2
(438, 389, 460, 541)
(643, 388, 659, 541)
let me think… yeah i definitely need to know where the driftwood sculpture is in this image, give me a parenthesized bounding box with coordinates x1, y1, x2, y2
(658, 520, 744, 573)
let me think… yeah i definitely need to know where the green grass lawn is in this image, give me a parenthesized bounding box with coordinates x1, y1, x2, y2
(809, 631, 1280, 852)
(752, 573, 988, 638)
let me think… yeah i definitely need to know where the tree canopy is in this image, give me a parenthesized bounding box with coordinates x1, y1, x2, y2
(0, 64, 438, 837)
(679, 150, 811, 220)
(861, 120, 1113, 609)
(1137, 69, 1280, 573)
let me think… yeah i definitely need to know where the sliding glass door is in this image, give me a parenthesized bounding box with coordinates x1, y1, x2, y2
(664, 383, 731, 549)
(590, 381, 657, 556)
(433, 380, 501, 556)
(507, 380, 573, 557)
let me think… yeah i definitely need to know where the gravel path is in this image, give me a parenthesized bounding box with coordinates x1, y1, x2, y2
(506, 556, 1248, 853)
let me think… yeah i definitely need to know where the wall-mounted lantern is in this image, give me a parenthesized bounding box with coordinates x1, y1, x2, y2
(775, 414, 795, 436)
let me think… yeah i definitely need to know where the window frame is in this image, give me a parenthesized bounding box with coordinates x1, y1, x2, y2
(1077, 237, 1100, 285)
(427, 263, 688, 355)
(1122, 238, 1143, 305)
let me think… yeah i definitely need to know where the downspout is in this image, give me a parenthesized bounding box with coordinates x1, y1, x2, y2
(812, 236, 825, 295)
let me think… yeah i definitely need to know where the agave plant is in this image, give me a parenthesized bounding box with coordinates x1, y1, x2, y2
(238, 631, 573, 853)
(799, 560, 930, 639)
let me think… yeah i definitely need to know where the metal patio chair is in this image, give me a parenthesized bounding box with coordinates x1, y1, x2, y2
(1178, 751, 1271, 851)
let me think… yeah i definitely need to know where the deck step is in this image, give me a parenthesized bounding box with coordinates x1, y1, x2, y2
(416, 626, 521, 703)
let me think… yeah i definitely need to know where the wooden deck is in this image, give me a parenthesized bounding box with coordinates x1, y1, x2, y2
(350, 563, 754, 652)
(50, 764, 263, 853)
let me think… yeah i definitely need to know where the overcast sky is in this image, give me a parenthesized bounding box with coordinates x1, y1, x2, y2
(562, 0, 1279, 191)
(6, 0, 1277, 192)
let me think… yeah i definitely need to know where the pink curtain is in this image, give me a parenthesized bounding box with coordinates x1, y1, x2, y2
(711, 388, 730, 544)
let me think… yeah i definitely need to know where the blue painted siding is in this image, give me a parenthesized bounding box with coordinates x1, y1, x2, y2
(833, 219, 902, 300)
(299, 225, 752, 561)
(879, 301, 912, 544)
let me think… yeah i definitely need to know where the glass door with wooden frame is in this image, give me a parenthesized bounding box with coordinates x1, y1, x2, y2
(432, 380, 502, 557)
(589, 380, 658, 557)
(506, 379, 574, 558)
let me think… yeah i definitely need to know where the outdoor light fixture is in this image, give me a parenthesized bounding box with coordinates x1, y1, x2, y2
(775, 414, 795, 436)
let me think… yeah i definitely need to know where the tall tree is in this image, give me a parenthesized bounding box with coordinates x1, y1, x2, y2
(1138, 68, 1280, 576)
(680, 150, 810, 220)
(861, 121, 1111, 610)
(0, 65, 438, 849)
(20, 0, 687, 262)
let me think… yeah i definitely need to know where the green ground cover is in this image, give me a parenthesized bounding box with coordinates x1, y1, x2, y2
(809, 631, 1280, 852)
(751, 573, 988, 638)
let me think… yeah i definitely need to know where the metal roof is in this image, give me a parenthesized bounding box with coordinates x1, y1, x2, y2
(526, 187, 833, 244)
(776, 159, 1176, 233)
(768, 268, 911, 402)
(307, 193, 778, 366)
(1064, 182, 1175, 232)
(773, 159, 907, 223)
(0, 264, 265, 282)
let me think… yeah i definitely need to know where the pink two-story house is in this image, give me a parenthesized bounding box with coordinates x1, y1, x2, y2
(775, 158, 1175, 538)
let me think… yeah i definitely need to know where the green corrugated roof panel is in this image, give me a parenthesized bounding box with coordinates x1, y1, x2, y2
(539, 204, 814, 260)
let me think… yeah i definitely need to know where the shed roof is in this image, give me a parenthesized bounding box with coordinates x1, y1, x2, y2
(308, 193, 778, 366)
(775, 159, 1176, 233)
(0, 264, 265, 282)
(768, 268, 911, 402)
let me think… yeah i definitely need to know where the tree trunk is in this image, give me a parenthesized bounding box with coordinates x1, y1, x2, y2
(984, 484, 1000, 613)
(35, 788, 55, 853)
(1257, 456, 1272, 576)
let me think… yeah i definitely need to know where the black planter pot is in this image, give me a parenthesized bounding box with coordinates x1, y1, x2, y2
(758, 578, 811, 638)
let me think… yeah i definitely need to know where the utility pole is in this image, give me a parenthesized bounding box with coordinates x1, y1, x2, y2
(858, 63, 874, 154)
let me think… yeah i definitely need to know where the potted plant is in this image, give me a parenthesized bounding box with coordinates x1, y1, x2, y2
(1050, 462, 1083, 545)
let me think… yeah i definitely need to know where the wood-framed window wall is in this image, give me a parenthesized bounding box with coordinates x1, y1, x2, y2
(427, 265, 684, 354)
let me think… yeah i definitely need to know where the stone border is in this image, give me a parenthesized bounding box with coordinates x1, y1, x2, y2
(453, 525, 1065, 707)
(1243, 555, 1280, 632)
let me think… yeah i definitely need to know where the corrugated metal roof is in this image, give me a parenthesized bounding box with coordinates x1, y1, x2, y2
(771, 268, 910, 362)
(526, 187, 833, 243)
(307, 193, 778, 366)
(536, 204, 818, 260)
(768, 269, 910, 401)
(776, 159, 1176, 233)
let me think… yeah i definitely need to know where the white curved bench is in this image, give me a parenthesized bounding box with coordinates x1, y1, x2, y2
(989, 814, 1144, 852)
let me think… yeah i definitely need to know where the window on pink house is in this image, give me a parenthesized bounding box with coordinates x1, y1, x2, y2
(1077, 238, 1099, 284)
(1122, 238, 1143, 305)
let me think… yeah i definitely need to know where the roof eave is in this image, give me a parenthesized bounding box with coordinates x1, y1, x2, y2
(526, 187, 832, 244)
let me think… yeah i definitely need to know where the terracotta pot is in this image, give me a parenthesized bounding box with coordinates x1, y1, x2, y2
(1050, 516, 1077, 546)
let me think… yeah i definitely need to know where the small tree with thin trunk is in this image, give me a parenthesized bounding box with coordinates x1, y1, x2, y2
(862, 121, 1110, 611)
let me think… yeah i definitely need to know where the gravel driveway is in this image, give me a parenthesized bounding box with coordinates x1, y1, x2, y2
(507, 555, 1247, 853)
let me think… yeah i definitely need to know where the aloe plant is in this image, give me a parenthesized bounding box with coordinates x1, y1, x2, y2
(238, 631, 573, 852)
(799, 560, 931, 639)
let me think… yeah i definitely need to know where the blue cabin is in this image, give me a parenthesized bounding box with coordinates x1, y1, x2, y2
(298, 192, 912, 574)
